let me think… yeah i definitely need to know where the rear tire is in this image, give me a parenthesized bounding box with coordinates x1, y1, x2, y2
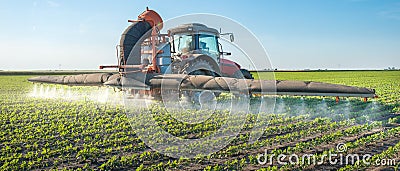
(180, 59, 217, 76)
(179, 59, 220, 105)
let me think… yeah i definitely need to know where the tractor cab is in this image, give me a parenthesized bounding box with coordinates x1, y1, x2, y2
(168, 23, 221, 63)
(167, 23, 246, 77)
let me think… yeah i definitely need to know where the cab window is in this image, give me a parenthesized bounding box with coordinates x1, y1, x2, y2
(198, 34, 218, 54)
(173, 34, 194, 53)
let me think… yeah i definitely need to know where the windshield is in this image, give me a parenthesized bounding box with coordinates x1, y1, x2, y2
(173, 34, 194, 53)
(172, 33, 220, 59)
(199, 34, 218, 54)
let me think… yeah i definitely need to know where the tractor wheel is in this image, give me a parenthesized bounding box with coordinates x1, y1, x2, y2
(179, 59, 219, 106)
(233, 69, 254, 79)
(180, 59, 217, 76)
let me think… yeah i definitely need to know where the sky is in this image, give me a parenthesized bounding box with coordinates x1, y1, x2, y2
(0, 0, 399, 70)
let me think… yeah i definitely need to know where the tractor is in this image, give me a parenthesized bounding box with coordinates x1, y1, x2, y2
(165, 23, 253, 79)
(28, 8, 377, 103)
(102, 9, 252, 80)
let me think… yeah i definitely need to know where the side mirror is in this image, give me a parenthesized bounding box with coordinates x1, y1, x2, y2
(220, 32, 234, 42)
(220, 52, 231, 56)
(230, 34, 234, 42)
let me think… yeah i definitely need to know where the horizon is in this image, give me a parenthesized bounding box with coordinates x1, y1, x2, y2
(1, 67, 398, 72)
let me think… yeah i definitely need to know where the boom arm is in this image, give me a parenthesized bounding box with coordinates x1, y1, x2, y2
(28, 73, 377, 99)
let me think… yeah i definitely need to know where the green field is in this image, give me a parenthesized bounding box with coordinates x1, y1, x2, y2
(1, 71, 399, 170)
(257, 71, 400, 106)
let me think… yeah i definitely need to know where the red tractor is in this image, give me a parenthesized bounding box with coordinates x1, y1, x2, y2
(103, 8, 253, 81)
(29, 8, 377, 103)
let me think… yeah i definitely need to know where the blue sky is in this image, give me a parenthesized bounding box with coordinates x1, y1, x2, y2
(0, 0, 399, 70)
